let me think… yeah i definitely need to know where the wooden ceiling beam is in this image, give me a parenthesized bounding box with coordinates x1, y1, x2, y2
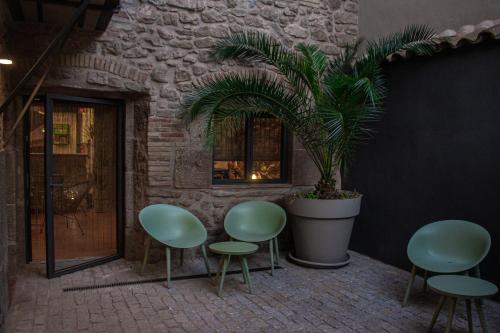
(95, 0, 119, 31)
(6, 0, 25, 21)
(78, 3, 87, 27)
(23, 0, 114, 11)
(36, 0, 43, 22)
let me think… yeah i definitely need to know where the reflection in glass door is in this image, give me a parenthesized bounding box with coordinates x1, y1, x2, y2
(27, 95, 123, 277)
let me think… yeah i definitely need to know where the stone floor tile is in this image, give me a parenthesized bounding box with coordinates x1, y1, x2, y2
(5, 252, 500, 332)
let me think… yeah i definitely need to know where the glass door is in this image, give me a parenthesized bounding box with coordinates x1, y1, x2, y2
(26, 95, 124, 277)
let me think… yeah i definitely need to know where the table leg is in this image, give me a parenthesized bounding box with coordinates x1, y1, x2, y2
(218, 255, 231, 297)
(445, 297, 457, 333)
(427, 295, 446, 333)
(475, 298, 489, 333)
(239, 257, 247, 284)
(466, 299, 473, 333)
(241, 256, 252, 294)
(215, 256, 224, 283)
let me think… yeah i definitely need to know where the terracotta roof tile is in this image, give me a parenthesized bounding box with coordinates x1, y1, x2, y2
(387, 18, 500, 61)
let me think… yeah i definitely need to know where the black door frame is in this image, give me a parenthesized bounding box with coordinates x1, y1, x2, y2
(24, 94, 125, 278)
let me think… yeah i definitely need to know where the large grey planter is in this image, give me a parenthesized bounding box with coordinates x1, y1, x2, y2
(287, 195, 362, 268)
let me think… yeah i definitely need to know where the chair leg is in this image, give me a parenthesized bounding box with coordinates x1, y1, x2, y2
(274, 237, 280, 266)
(427, 295, 445, 333)
(466, 299, 473, 333)
(76, 219, 85, 236)
(423, 270, 428, 292)
(475, 298, 489, 333)
(180, 249, 184, 267)
(141, 236, 151, 275)
(403, 265, 417, 307)
(218, 255, 230, 297)
(473, 265, 481, 278)
(241, 256, 253, 294)
(166, 246, 171, 289)
(269, 239, 274, 276)
(445, 298, 457, 333)
(200, 244, 211, 278)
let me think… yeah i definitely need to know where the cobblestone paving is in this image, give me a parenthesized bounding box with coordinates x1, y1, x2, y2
(6, 251, 500, 332)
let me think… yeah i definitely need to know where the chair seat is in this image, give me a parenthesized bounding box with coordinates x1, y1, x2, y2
(411, 254, 477, 273)
(153, 233, 206, 249)
(232, 230, 275, 243)
(209, 241, 259, 255)
(427, 275, 498, 299)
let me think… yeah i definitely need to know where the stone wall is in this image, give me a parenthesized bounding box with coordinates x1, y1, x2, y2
(7, 0, 358, 262)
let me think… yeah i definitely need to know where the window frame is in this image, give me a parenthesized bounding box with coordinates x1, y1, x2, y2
(212, 117, 289, 185)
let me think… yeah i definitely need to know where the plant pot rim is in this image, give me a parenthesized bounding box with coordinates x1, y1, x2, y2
(294, 193, 363, 202)
(287, 194, 363, 219)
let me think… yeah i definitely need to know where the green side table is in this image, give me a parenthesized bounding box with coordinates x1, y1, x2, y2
(209, 241, 259, 296)
(427, 275, 498, 333)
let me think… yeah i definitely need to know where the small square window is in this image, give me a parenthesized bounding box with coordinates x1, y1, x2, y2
(213, 117, 287, 183)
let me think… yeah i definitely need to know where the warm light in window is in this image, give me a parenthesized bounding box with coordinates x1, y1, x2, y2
(0, 59, 13, 65)
(251, 173, 258, 180)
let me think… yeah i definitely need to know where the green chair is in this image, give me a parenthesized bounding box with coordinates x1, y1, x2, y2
(403, 220, 491, 306)
(224, 201, 286, 276)
(139, 204, 211, 287)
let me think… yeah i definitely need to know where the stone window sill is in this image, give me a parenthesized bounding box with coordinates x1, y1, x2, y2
(211, 183, 293, 190)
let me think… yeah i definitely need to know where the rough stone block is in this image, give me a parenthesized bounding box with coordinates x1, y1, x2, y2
(292, 149, 320, 186)
(175, 69, 191, 83)
(201, 10, 226, 23)
(174, 149, 211, 189)
(151, 65, 170, 83)
(284, 25, 308, 38)
(87, 71, 108, 85)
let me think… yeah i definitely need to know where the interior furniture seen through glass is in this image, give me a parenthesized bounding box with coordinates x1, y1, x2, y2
(28, 97, 119, 273)
(213, 117, 285, 182)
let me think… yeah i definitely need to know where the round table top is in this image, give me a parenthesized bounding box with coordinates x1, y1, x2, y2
(427, 275, 498, 299)
(209, 241, 259, 255)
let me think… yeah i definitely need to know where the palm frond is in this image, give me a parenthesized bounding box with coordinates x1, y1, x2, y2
(182, 26, 436, 197)
(296, 44, 328, 97)
(213, 31, 318, 97)
(329, 39, 363, 74)
(181, 71, 307, 140)
(363, 24, 437, 65)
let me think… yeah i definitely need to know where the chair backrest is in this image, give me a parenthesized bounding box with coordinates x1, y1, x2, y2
(224, 201, 287, 242)
(407, 220, 491, 272)
(54, 180, 93, 213)
(139, 204, 207, 248)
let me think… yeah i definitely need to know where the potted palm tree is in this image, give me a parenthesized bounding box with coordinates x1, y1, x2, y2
(181, 26, 436, 267)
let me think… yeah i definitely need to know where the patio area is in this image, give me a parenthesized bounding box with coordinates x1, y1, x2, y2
(6, 251, 500, 333)
(1, 1, 500, 332)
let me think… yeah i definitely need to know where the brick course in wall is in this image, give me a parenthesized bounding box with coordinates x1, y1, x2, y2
(5, 0, 358, 263)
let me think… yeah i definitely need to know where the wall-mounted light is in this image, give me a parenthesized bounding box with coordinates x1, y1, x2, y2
(0, 58, 13, 65)
(251, 173, 258, 180)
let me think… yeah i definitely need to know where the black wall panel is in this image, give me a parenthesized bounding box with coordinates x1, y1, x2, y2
(344, 40, 500, 291)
